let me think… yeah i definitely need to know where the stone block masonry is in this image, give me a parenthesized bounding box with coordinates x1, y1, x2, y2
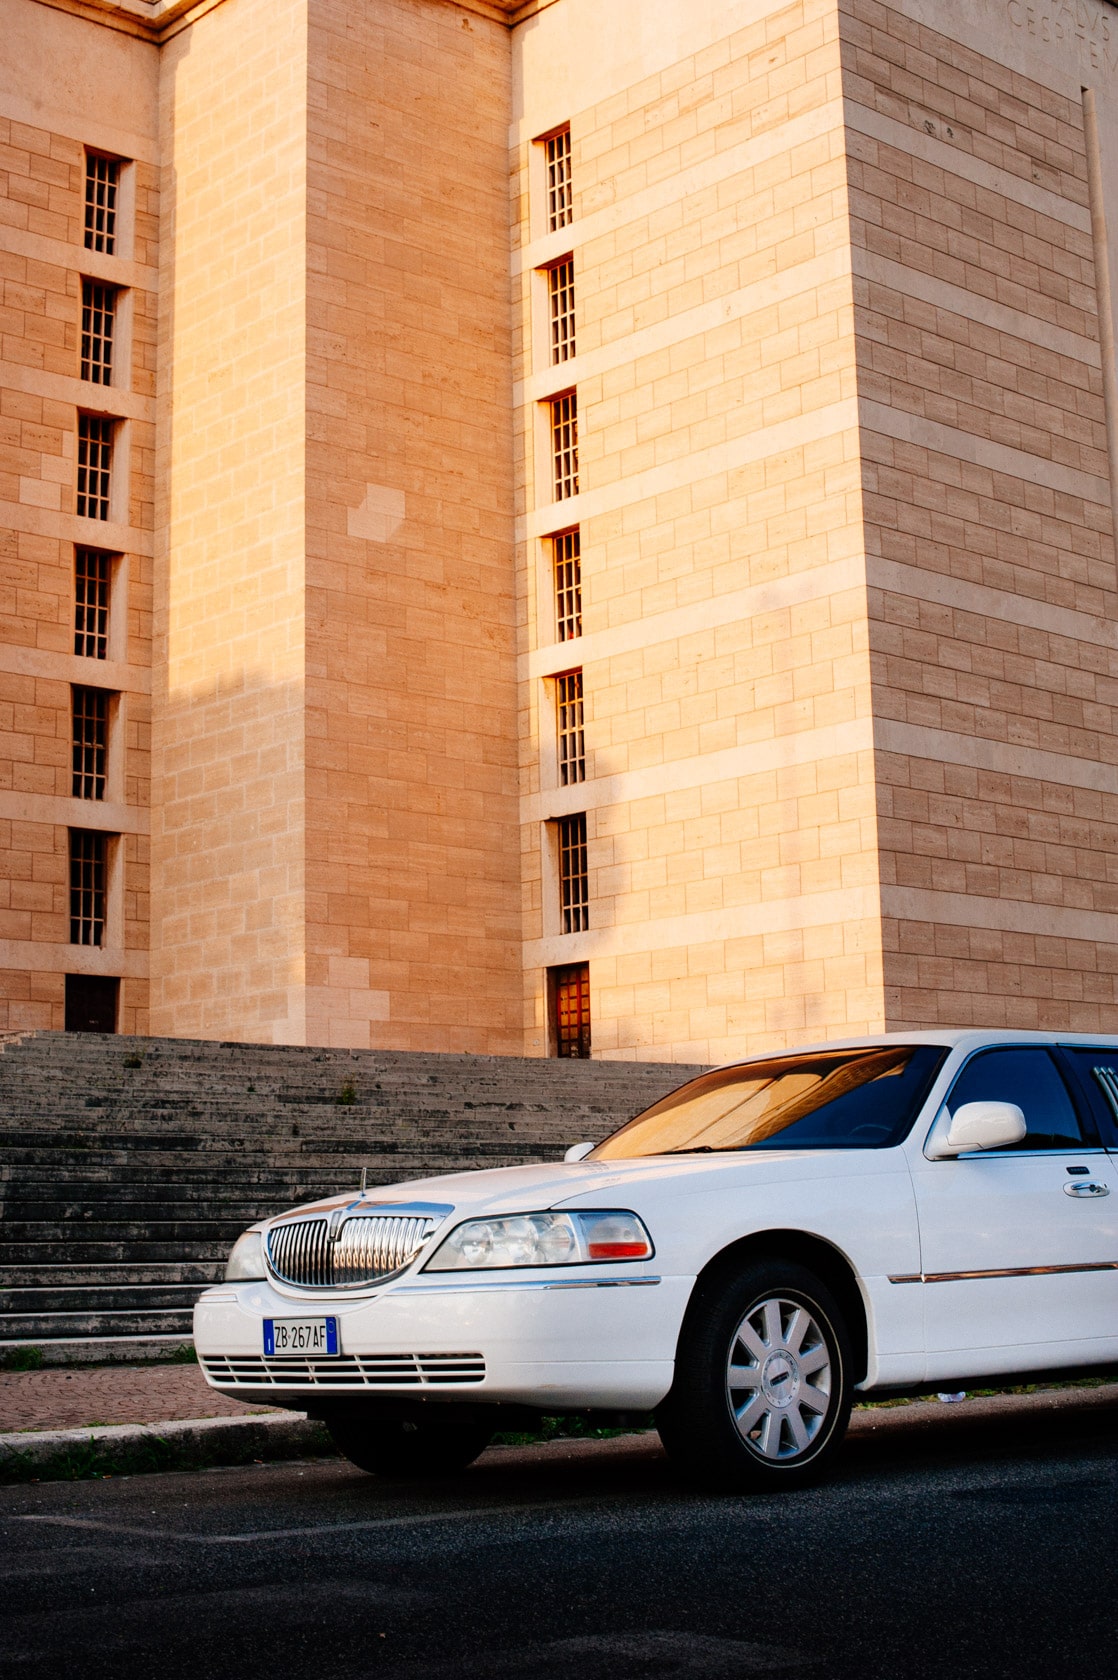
(4, 0, 1118, 1060)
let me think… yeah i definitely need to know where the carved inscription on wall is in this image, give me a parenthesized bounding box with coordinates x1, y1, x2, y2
(1005, 0, 1116, 71)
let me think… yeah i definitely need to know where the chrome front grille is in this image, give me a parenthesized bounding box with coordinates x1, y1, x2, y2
(202, 1352, 486, 1388)
(266, 1213, 437, 1289)
(335, 1215, 435, 1284)
(268, 1218, 331, 1288)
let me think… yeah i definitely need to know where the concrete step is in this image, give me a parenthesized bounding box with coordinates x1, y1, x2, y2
(1, 1240, 232, 1265)
(1, 1262, 224, 1287)
(0, 1283, 208, 1313)
(0, 1307, 196, 1339)
(0, 1333, 193, 1364)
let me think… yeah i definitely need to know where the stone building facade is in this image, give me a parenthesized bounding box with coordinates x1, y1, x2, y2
(3, 0, 1118, 1062)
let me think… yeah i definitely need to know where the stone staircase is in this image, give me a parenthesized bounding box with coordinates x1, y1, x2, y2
(0, 1032, 703, 1362)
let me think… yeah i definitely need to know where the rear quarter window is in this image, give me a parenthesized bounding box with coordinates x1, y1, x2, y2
(1058, 1049, 1118, 1148)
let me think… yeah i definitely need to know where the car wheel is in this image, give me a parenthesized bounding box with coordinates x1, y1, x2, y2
(325, 1412, 494, 1479)
(656, 1257, 853, 1492)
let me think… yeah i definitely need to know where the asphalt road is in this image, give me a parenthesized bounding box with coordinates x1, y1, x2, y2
(2, 1393, 1116, 1680)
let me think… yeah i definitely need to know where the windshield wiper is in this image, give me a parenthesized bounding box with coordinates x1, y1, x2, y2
(662, 1144, 720, 1154)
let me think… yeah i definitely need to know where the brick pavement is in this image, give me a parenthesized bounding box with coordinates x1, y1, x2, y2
(0, 1363, 283, 1434)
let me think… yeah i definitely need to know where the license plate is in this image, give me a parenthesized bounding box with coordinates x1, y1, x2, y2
(263, 1317, 339, 1357)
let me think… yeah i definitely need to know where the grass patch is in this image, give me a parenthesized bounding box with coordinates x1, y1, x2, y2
(2, 1346, 44, 1372)
(336, 1079, 357, 1106)
(168, 1342, 198, 1365)
(491, 1414, 653, 1447)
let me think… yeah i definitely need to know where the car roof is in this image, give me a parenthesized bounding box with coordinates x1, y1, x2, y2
(702, 1028, 1118, 1077)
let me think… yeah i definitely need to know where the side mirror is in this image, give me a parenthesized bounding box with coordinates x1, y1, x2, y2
(564, 1141, 595, 1163)
(929, 1100, 1026, 1157)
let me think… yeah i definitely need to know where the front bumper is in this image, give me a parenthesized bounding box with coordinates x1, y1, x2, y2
(193, 1268, 693, 1412)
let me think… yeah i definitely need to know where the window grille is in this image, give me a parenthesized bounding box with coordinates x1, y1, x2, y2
(551, 963, 591, 1058)
(69, 829, 107, 946)
(77, 414, 113, 520)
(84, 154, 119, 254)
(72, 686, 108, 800)
(550, 392, 578, 500)
(558, 812, 588, 933)
(81, 280, 116, 384)
(546, 127, 572, 231)
(553, 529, 581, 642)
(556, 670, 585, 786)
(74, 548, 110, 659)
(548, 257, 576, 363)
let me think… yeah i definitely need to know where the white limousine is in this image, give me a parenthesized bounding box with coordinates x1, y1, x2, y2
(193, 1031, 1118, 1490)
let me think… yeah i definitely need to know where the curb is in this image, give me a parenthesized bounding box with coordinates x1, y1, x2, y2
(0, 1410, 335, 1483)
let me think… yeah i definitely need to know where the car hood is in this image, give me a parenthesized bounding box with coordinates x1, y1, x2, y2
(258, 1147, 905, 1228)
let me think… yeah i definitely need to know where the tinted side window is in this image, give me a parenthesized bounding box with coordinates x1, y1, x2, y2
(1060, 1050, 1118, 1147)
(946, 1049, 1085, 1151)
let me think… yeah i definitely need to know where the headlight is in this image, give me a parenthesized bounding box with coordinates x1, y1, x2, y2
(423, 1210, 653, 1271)
(225, 1229, 266, 1281)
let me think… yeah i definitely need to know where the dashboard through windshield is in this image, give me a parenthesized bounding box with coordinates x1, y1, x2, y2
(590, 1045, 947, 1159)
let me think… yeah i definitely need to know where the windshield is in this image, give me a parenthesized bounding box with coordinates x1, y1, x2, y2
(590, 1045, 947, 1159)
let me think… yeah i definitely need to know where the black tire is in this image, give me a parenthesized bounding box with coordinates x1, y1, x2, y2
(326, 1412, 494, 1479)
(656, 1257, 853, 1493)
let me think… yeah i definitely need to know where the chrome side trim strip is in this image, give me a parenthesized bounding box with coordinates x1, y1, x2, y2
(889, 1262, 1118, 1284)
(393, 1276, 662, 1295)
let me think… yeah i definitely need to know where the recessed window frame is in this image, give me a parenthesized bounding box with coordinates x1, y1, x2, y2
(548, 390, 578, 501)
(84, 152, 120, 255)
(545, 255, 576, 365)
(555, 669, 585, 787)
(76, 412, 114, 521)
(543, 125, 572, 233)
(550, 527, 582, 643)
(74, 547, 113, 660)
(557, 811, 589, 934)
(80, 278, 118, 385)
(71, 685, 110, 801)
(69, 828, 108, 946)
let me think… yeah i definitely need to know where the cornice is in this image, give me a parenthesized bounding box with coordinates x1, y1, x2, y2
(27, 0, 556, 41)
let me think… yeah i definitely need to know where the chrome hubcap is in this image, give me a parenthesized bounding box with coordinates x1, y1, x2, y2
(726, 1295, 832, 1461)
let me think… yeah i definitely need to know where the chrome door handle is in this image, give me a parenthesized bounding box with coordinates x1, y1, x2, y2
(1064, 1181, 1110, 1198)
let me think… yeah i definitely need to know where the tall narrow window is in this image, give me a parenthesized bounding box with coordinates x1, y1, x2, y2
(548, 257, 576, 363)
(550, 393, 578, 500)
(69, 829, 107, 945)
(72, 686, 109, 800)
(551, 963, 591, 1058)
(556, 670, 585, 786)
(84, 154, 119, 254)
(553, 529, 581, 642)
(545, 127, 572, 231)
(81, 280, 116, 384)
(558, 812, 588, 933)
(77, 414, 113, 520)
(75, 548, 111, 659)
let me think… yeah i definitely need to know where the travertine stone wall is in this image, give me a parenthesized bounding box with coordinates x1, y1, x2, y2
(303, 0, 521, 1051)
(6, 0, 1118, 1058)
(842, 0, 1118, 1030)
(513, 0, 885, 1061)
(150, 0, 309, 1042)
(0, 0, 156, 1033)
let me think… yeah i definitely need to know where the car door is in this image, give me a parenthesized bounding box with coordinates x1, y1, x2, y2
(909, 1046, 1118, 1381)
